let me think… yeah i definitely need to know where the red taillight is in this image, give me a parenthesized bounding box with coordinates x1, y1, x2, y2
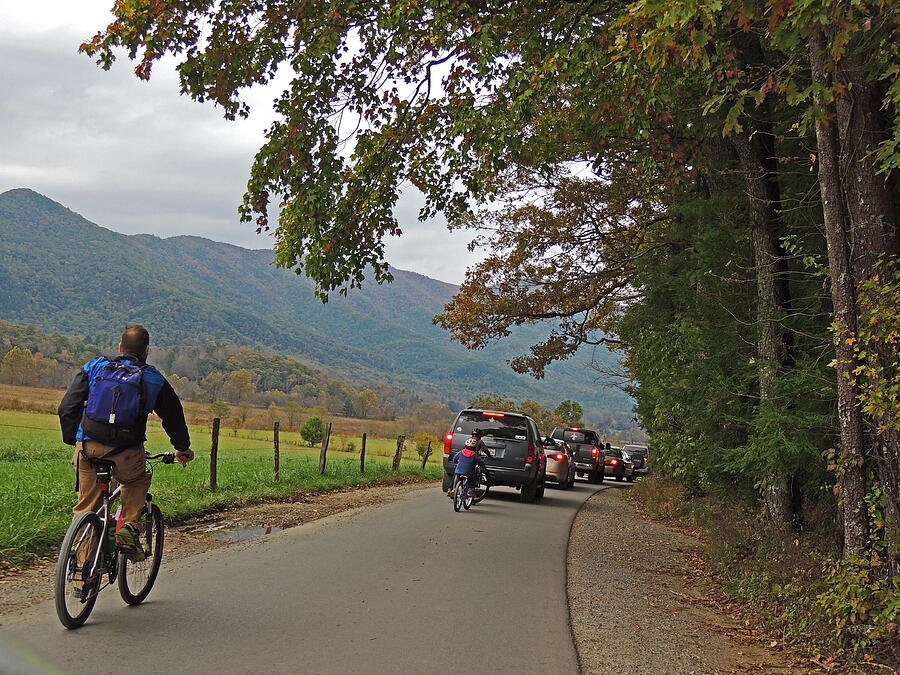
(483, 411, 505, 417)
(444, 433, 453, 454)
(526, 442, 535, 463)
(591, 447, 599, 456)
(571, 427, 579, 431)
(607, 458, 618, 465)
(554, 453, 564, 461)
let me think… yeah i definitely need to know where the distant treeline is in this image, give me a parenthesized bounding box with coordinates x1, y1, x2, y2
(0, 320, 450, 424)
(0, 320, 639, 437)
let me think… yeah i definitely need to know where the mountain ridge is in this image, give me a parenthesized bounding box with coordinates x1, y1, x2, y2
(0, 188, 630, 418)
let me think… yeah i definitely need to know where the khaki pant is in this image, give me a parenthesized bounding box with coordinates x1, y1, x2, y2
(72, 440, 151, 525)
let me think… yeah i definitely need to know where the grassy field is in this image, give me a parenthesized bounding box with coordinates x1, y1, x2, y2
(0, 409, 442, 566)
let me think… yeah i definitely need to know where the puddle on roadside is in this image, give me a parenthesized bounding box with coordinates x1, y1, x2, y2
(207, 525, 285, 542)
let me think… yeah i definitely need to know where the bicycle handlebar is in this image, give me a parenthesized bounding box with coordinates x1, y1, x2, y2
(146, 452, 176, 464)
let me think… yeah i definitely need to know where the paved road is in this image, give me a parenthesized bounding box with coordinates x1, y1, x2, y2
(1, 480, 601, 674)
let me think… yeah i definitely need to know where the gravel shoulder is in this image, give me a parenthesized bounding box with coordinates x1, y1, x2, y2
(567, 484, 802, 674)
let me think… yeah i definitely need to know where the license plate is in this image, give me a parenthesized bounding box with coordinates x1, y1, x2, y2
(492, 448, 505, 459)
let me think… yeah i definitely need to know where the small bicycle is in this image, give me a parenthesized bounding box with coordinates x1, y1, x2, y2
(451, 466, 490, 512)
(54, 451, 176, 629)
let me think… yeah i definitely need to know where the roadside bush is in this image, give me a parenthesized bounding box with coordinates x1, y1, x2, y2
(413, 432, 438, 459)
(629, 474, 695, 520)
(301, 416, 325, 446)
(818, 554, 900, 650)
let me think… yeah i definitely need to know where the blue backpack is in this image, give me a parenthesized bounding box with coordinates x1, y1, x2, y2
(81, 360, 148, 448)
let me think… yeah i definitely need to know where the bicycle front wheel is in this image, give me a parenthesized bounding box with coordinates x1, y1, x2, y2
(118, 502, 164, 605)
(55, 511, 104, 629)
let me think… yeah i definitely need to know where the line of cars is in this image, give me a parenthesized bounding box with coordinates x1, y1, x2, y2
(442, 408, 649, 502)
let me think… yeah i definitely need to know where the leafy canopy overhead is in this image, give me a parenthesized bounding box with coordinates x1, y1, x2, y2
(80, 0, 671, 301)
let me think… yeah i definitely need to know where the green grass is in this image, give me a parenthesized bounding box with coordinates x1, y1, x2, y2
(0, 410, 441, 566)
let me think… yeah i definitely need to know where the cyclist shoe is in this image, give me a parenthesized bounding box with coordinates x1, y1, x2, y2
(468, 489, 475, 497)
(116, 522, 146, 562)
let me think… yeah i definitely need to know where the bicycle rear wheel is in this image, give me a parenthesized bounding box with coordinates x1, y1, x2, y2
(118, 502, 164, 605)
(453, 480, 466, 512)
(473, 470, 490, 504)
(55, 511, 104, 629)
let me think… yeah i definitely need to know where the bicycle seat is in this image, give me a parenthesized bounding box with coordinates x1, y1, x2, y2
(91, 458, 117, 474)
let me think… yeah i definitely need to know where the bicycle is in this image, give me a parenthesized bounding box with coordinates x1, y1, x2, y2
(451, 466, 490, 512)
(54, 451, 176, 629)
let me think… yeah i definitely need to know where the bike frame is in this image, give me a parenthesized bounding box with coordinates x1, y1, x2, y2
(82, 464, 121, 591)
(80, 452, 171, 592)
(456, 474, 471, 493)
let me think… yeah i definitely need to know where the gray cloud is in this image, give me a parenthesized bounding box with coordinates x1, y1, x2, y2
(0, 20, 482, 283)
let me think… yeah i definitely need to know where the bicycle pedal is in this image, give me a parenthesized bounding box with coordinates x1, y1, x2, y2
(74, 580, 96, 603)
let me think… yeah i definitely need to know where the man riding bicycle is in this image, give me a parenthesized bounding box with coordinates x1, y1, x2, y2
(58, 325, 193, 561)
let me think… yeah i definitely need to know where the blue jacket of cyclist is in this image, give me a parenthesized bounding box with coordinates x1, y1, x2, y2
(450, 435, 487, 496)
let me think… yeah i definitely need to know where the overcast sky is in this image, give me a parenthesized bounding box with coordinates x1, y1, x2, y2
(0, 2, 482, 285)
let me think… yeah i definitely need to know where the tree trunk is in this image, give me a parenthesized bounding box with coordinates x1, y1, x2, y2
(834, 46, 900, 567)
(808, 29, 869, 554)
(734, 111, 794, 532)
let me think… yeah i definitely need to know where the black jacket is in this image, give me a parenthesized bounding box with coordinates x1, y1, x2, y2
(58, 353, 191, 451)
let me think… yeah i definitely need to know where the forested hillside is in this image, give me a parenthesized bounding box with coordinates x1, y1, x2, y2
(0, 188, 630, 422)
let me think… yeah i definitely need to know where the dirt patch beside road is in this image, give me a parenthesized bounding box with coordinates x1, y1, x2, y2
(0, 477, 433, 618)
(568, 485, 804, 674)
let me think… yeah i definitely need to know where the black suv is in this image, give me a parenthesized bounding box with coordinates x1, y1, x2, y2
(443, 409, 546, 503)
(550, 427, 605, 483)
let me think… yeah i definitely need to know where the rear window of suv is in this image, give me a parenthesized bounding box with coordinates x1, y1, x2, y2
(454, 411, 529, 440)
(552, 428, 599, 445)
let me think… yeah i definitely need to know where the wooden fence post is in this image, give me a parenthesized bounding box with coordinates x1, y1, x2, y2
(421, 439, 431, 469)
(210, 417, 220, 492)
(392, 435, 406, 471)
(360, 432, 367, 474)
(319, 422, 332, 475)
(274, 421, 280, 482)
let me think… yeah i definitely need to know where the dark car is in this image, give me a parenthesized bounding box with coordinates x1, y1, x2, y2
(621, 444, 649, 476)
(443, 409, 547, 503)
(550, 427, 605, 483)
(603, 446, 635, 482)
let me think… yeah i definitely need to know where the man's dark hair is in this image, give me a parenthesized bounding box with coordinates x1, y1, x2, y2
(121, 325, 150, 355)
